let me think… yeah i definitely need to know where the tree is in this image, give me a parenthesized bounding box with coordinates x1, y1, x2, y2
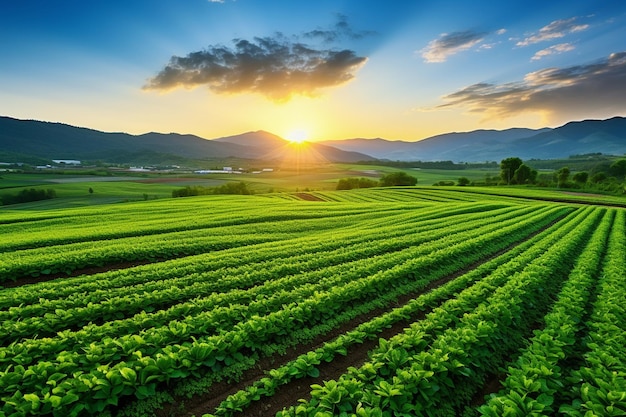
(609, 159, 626, 179)
(500, 157, 523, 184)
(1, 188, 56, 205)
(590, 172, 608, 184)
(572, 171, 589, 184)
(213, 182, 251, 195)
(557, 167, 570, 188)
(513, 164, 533, 184)
(336, 177, 378, 190)
(457, 177, 470, 186)
(379, 172, 417, 187)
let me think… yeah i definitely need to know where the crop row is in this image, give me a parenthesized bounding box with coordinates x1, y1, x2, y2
(479, 208, 614, 415)
(0, 205, 568, 416)
(181, 205, 593, 417)
(0, 201, 505, 286)
(275, 206, 604, 416)
(0, 207, 399, 283)
(1, 206, 557, 357)
(0, 198, 386, 253)
(306, 188, 510, 204)
(0, 202, 511, 312)
(559, 209, 626, 416)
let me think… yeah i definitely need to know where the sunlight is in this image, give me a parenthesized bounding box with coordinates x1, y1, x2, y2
(285, 128, 309, 143)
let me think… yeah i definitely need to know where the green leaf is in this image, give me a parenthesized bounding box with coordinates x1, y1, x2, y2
(120, 367, 137, 382)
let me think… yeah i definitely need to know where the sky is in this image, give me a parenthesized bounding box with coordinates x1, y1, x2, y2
(1, 0, 625, 142)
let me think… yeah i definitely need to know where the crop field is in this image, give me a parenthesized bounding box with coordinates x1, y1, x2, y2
(0, 187, 624, 417)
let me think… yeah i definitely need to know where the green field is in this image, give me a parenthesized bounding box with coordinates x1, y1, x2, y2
(1, 165, 503, 210)
(0, 186, 625, 417)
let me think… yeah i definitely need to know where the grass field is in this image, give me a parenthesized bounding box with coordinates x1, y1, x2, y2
(1, 164, 502, 210)
(0, 185, 624, 417)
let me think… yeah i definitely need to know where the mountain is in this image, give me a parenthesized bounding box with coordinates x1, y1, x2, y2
(213, 130, 287, 149)
(322, 117, 626, 162)
(322, 128, 548, 162)
(0, 117, 374, 164)
(215, 131, 373, 164)
(2, 115, 626, 165)
(508, 117, 626, 159)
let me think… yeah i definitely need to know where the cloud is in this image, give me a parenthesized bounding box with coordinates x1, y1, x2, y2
(531, 43, 575, 61)
(517, 17, 589, 46)
(304, 14, 376, 43)
(421, 30, 487, 63)
(438, 52, 626, 121)
(144, 32, 368, 102)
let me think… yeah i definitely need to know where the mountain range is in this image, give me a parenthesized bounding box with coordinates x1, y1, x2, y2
(0, 116, 373, 164)
(321, 117, 626, 162)
(1, 115, 625, 164)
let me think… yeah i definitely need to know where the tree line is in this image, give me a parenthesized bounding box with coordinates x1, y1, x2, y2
(172, 182, 252, 198)
(0, 188, 57, 205)
(498, 157, 626, 193)
(336, 172, 417, 190)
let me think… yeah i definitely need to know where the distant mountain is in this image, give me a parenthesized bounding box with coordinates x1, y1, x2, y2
(508, 117, 626, 159)
(323, 128, 548, 162)
(213, 130, 287, 149)
(215, 131, 373, 164)
(322, 117, 626, 162)
(0, 117, 374, 164)
(2, 115, 625, 165)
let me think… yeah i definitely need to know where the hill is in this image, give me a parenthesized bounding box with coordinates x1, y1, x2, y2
(2, 115, 626, 164)
(0, 117, 374, 164)
(322, 117, 626, 162)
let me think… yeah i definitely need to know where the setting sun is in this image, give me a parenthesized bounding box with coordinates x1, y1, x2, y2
(285, 129, 309, 143)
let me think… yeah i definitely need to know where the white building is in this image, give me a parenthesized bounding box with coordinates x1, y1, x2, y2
(53, 159, 81, 165)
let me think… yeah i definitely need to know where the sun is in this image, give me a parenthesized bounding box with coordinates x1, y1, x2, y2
(285, 129, 309, 144)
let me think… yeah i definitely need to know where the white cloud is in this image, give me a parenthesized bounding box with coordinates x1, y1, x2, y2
(517, 17, 589, 46)
(531, 43, 575, 61)
(421, 30, 486, 63)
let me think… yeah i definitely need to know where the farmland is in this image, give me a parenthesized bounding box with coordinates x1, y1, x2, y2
(0, 187, 625, 417)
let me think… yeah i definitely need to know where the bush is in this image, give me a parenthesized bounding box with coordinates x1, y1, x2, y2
(336, 177, 378, 190)
(172, 182, 252, 198)
(213, 182, 252, 195)
(457, 177, 470, 186)
(379, 172, 417, 187)
(0, 188, 57, 205)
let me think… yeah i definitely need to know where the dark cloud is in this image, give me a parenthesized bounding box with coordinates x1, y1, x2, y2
(438, 52, 626, 120)
(144, 35, 367, 101)
(421, 30, 487, 63)
(145, 18, 370, 101)
(303, 14, 376, 43)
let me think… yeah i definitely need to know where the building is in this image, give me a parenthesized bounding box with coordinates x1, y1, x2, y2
(52, 159, 81, 165)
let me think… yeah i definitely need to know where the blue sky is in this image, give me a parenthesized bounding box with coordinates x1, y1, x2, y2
(1, 0, 625, 142)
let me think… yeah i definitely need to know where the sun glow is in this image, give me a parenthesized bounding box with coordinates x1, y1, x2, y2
(285, 128, 309, 143)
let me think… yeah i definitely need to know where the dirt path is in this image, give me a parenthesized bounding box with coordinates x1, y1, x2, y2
(293, 193, 325, 201)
